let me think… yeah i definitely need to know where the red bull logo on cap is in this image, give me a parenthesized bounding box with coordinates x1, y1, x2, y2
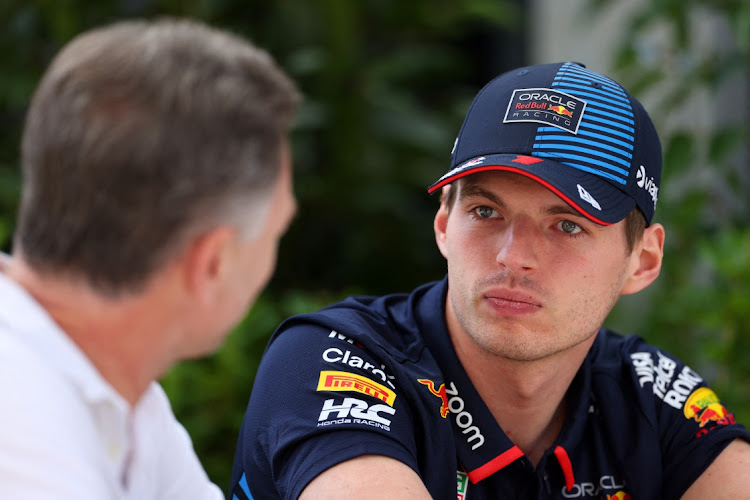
(548, 105, 574, 117)
(418, 379, 449, 418)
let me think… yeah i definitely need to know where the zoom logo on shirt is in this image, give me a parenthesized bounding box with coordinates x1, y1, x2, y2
(446, 382, 485, 451)
(317, 397, 396, 431)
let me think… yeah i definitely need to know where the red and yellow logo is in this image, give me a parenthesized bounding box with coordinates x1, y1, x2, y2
(605, 492, 631, 500)
(684, 387, 729, 427)
(418, 379, 449, 418)
(317, 371, 396, 406)
(548, 105, 573, 117)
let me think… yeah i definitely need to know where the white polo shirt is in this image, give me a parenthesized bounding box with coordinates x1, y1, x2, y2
(0, 270, 223, 499)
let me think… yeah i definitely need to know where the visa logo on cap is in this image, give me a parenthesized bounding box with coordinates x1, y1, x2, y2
(636, 165, 659, 209)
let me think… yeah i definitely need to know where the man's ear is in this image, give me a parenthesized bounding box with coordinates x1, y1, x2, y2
(181, 226, 235, 305)
(434, 186, 451, 259)
(621, 222, 665, 296)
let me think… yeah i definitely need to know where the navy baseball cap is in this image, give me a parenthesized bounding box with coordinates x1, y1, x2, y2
(428, 62, 661, 225)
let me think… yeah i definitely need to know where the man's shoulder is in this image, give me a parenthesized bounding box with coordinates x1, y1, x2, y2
(590, 329, 702, 401)
(234, 282, 453, 500)
(0, 324, 105, 464)
(588, 329, 746, 441)
(0, 323, 64, 398)
(268, 280, 444, 363)
(590, 328, 673, 372)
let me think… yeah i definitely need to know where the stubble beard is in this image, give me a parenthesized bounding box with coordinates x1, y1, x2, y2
(451, 268, 627, 363)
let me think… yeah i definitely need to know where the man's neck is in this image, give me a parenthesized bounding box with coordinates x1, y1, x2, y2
(5, 258, 182, 406)
(448, 315, 594, 466)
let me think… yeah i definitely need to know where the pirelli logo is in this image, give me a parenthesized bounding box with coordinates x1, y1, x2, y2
(317, 370, 397, 406)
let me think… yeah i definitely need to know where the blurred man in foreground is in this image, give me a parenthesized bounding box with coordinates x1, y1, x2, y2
(0, 18, 299, 499)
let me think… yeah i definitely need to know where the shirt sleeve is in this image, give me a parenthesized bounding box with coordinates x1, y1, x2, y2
(626, 339, 750, 498)
(231, 321, 421, 500)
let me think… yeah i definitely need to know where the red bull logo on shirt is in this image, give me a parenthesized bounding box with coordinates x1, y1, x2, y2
(685, 387, 727, 427)
(604, 492, 631, 500)
(684, 387, 735, 436)
(418, 379, 449, 418)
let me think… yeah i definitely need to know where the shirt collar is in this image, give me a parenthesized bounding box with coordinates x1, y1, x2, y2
(0, 270, 129, 412)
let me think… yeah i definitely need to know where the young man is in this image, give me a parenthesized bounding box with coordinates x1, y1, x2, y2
(0, 19, 299, 499)
(230, 62, 750, 499)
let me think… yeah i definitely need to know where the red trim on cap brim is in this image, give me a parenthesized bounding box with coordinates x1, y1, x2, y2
(427, 165, 613, 226)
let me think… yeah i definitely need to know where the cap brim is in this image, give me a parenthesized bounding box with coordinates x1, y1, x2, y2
(427, 154, 635, 225)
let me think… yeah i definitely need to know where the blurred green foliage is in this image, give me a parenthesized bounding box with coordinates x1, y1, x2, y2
(595, 0, 750, 429)
(0, 0, 747, 493)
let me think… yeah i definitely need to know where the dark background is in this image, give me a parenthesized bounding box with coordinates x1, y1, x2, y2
(1, 0, 748, 491)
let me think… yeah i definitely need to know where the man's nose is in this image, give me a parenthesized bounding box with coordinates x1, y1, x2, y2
(495, 217, 539, 273)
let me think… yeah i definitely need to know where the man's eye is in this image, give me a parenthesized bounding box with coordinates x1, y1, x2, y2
(474, 206, 496, 218)
(559, 220, 582, 234)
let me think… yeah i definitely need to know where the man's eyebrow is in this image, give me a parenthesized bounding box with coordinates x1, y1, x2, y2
(459, 180, 587, 220)
(458, 183, 505, 207)
(543, 204, 586, 219)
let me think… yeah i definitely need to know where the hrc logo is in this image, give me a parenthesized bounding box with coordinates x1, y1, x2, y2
(317, 371, 397, 406)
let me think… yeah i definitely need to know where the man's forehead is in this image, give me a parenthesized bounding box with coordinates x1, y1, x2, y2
(457, 171, 555, 199)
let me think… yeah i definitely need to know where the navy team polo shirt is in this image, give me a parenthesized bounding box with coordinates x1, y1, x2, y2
(230, 277, 749, 500)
